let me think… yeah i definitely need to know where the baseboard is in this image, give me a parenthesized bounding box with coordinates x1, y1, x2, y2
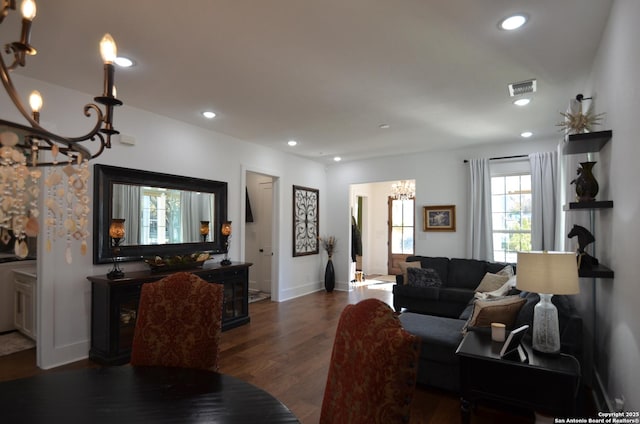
(592, 369, 612, 412)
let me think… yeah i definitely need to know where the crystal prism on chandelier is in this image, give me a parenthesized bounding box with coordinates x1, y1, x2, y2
(0, 0, 122, 262)
(392, 180, 415, 200)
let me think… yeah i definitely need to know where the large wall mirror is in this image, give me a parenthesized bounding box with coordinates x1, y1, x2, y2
(93, 165, 228, 264)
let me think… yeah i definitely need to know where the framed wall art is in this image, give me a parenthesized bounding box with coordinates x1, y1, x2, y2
(423, 205, 456, 232)
(292, 185, 319, 256)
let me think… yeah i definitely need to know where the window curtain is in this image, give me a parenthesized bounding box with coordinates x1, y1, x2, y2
(112, 185, 140, 245)
(529, 151, 558, 251)
(181, 192, 213, 242)
(467, 158, 493, 260)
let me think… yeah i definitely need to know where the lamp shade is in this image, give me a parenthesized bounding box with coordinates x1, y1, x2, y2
(200, 221, 210, 236)
(221, 221, 232, 236)
(516, 251, 579, 295)
(109, 219, 125, 239)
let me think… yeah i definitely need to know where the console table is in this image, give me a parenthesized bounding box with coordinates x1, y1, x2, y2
(456, 330, 581, 423)
(87, 262, 252, 365)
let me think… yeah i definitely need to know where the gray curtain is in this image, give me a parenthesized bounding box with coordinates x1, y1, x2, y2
(467, 158, 493, 260)
(529, 151, 558, 251)
(112, 185, 140, 245)
(181, 191, 214, 242)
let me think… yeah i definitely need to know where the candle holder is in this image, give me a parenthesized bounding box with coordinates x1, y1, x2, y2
(221, 221, 232, 266)
(107, 218, 125, 279)
(200, 220, 210, 243)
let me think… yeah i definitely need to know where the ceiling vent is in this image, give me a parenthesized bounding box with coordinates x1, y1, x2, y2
(508, 79, 537, 97)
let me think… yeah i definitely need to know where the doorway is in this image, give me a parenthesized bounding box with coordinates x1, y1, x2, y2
(245, 172, 275, 295)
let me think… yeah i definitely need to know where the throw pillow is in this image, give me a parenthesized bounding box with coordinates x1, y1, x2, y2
(497, 264, 515, 278)
(407, 267, 442, 288)
(474, 280, 512, 300)
(399, 261, 421, 285)
(474, 272, 510, 293)
(462, 295, 526, 333)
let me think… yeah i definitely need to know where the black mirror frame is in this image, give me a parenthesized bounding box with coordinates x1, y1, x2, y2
(93, 164, 228, 264)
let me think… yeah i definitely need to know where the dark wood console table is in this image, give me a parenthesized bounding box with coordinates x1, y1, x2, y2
(88, 262, 252, 365)
(456, 331, 581, 423)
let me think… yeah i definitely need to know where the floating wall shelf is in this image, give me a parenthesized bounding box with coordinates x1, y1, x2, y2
(562, 130, 612, 155)
(579, 264, 614, 279)
(564, 201, 614, 210)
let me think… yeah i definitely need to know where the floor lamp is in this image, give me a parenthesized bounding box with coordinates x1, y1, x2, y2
(516, 251, 579, 355)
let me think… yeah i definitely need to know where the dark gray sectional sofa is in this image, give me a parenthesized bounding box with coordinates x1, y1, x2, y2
(393, 255, 513, 318)
(393, 256, 583, 393)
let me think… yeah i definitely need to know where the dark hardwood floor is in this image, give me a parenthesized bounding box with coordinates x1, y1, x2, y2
(0, 283, 534, 423)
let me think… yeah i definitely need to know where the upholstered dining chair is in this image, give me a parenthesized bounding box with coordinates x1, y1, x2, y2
(320, 298, 421, 424)
(130, 272, 224, 371)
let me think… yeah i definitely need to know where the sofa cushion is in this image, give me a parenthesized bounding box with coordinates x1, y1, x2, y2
(394, 283, 440, 300)
(463, 295, 526, 332)
(448, 258, 488, 289)
(398, 261, 421, 285)
(407, 267, 443, 288)
(407, 256, 449, 285)
(487, 262, 516, 275)
(439, 287, 474, 304)
(399, 313, 464, 365)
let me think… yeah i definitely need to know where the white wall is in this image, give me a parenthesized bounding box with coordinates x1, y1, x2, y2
(326, 137, 559, 289)
(2, 75, 327, 369)
(579, 0, 640, 411)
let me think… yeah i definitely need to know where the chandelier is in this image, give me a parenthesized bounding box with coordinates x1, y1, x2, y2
(391, 180, 415, 200)
(0, 0, 122, 261)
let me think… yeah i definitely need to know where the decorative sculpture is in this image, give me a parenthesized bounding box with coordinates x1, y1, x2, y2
(568, 225, 599, 269)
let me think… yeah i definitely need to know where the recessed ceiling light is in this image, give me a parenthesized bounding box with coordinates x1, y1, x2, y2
(288, 140, 297, 146)
(521, 131, 533, 138)
(202, 111, 216, 119)
(513, 98, 531, 106)
(333, 156, 342, 162)
(114, 56, 134, 68)
(499, 14, 528, 31)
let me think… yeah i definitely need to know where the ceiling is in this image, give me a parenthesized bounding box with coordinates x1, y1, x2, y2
(4, 0, 612, 163)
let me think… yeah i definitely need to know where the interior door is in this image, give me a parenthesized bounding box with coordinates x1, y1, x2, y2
(257, 181, 273, 293)
(387, 196, 415, 275)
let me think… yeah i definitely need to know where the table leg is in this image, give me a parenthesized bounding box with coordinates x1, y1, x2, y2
(460, 397, 471, 424)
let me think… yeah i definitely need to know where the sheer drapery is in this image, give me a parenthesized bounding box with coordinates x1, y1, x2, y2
(467, 159, 493, 260)
(181, 192, 214, 242)
(112, 185, 141, 245)
(529, 151, 559, 251)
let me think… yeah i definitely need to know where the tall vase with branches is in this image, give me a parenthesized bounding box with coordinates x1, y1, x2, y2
(319, 236, 336, 292)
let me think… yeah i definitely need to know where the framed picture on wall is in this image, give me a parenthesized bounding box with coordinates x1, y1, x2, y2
(423, 205, 456, 232)
(292, 185, 319, 256)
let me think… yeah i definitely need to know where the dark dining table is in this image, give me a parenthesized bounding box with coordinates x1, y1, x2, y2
(0, 365, 300, 423)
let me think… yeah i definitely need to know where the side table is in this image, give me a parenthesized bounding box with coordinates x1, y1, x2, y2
(456, 330, 581, 423)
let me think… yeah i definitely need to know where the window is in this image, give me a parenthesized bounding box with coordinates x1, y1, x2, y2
(140, 187, 181, 245)
(491, 174, 531, 262)
(390, 198, 414, 254)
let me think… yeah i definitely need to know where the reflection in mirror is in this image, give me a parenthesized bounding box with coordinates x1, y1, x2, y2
(94, 165, 227, 264)
(112, 184, 215, 246)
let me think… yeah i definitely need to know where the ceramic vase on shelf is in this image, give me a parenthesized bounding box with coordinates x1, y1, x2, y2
(324, 256, 335, 292)
(571, 161, 599, 202)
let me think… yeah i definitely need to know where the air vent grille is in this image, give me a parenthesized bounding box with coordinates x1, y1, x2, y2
(508, 79, 537, 97)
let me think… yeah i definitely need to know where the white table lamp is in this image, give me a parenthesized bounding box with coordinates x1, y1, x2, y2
(516, 251, 579, 355)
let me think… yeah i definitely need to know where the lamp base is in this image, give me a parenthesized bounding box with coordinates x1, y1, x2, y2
(107, 268, 125, 280)
(220, 259, 232, 266)
(532, 293, 561, 355)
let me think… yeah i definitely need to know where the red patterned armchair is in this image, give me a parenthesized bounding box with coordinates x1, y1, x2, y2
(130, 272, 224, 371)
(320, 298, 421, 424)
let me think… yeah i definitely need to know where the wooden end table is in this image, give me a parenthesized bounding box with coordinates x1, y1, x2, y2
(456, 330, 581, 423)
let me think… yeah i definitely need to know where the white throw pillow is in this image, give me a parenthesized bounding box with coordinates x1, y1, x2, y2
(474, 272, 510, 293)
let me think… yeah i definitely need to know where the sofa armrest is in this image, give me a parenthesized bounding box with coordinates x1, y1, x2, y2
(396, 274, 404, 285)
